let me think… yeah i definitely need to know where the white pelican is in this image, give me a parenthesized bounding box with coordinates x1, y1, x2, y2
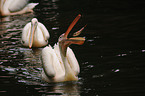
(0, 0, 38, 16)
(41, 14, 86, 82)
(21, 18, 50, 48)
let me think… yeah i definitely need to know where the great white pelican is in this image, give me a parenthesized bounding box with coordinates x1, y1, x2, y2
(41, 14, 86, 82)
(21, 18, 50, 48)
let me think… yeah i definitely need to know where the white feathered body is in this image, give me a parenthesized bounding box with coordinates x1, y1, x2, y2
(0, 0, 38, 16)
(21, 22, 50, 48)
(41, 44, 80, 82)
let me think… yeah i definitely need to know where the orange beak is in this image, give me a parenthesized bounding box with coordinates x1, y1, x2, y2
(59, 14, 86, 56)
(29, 21, 37, 48)
(64, 14, 81, 38)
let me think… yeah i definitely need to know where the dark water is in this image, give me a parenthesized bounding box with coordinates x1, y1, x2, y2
(1, 0, 145, 96)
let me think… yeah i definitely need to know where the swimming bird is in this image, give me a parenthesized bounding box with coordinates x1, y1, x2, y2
(41, 14, 86, 82)
(21, 18, 50, 48)
(0, 0, 38, 16)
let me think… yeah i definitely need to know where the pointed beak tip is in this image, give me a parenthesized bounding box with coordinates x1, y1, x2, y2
(29, 46, 31, 49)
(78, 14, 81, 17)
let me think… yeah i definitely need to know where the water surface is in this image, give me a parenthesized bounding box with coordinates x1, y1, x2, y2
(0, 0, 145, 96)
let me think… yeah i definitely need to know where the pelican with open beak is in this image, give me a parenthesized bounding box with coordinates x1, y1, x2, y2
(21, 18, 50, 48)
(0, 0, 38, 16)
(41, 14, 86, 82)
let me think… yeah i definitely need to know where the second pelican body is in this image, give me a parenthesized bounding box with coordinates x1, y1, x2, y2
(21, 18, 50, 48)
(41, 14, 86, 82)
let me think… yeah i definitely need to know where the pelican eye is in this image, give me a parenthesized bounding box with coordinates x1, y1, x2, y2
(21, 40, 25, 44)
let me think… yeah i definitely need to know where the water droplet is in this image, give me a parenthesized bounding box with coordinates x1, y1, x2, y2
(141, 50, 145, 52)
(117, 54, 127, 57)
(52, 27, 59, 30)
(112, 69, 120, 72)
(87, 39, 94, 42)
(92, 74, 104, 78)
(0, 91, 7, 93)
(87, 65, 94, 68)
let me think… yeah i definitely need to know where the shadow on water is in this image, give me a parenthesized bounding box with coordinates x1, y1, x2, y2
(1, 0, 145, 96)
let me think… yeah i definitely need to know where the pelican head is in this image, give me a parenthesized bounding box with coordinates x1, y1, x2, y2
(59, 14, 86, 57)
(29, 18, 38, 48)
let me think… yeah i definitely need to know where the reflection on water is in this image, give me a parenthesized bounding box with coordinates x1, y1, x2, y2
(34, 82, 81, 95)
(1, 0, 145, 96)
(0, 0, 82, 96)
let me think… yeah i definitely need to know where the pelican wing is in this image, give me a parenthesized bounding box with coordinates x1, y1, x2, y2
(42, 46, 56, 78)
(38, 22, 50, 41)
(8, 0, 29, 12)
(42, 46, 65, 80)
(21, 22, 31, 46)
(67, 47, 80, 75)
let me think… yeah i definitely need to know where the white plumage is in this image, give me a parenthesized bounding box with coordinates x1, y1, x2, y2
(0, 0, 38, 16)
(41, 14, 86, 82)
(21, 18, 50, 48)
(41, 44, 80, 82)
